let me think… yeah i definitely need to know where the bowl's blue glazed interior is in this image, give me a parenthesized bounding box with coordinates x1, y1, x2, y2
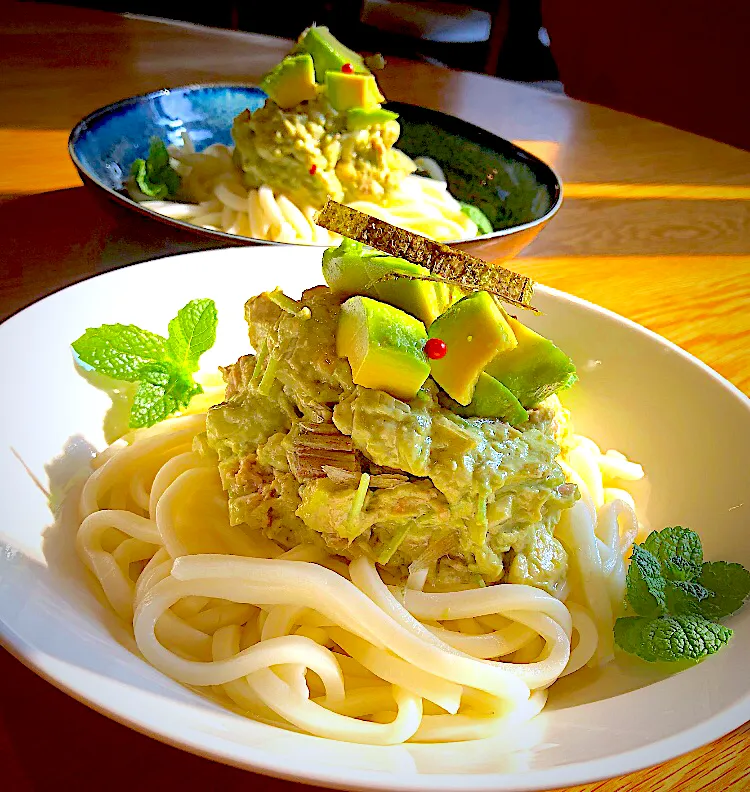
(70, 85, 266, 191)
(69, 84, 560, 235)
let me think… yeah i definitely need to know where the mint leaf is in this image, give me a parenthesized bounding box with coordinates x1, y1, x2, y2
(614, 615, 732, 662)
(73, 298, 219, 431)
(167, 298, 218, 372)
(130, 138, 181, 199)
(614, 616, 652, 658)
(665, 580, 713, 616)
(643, 526, 703, 580)
(72, 324, 169, 381)
(129, 363, 202, 429)
(618, 527, 747, 665)
(697, 561, 750, 619)
(626, 544, 667, 617)
(459, 202, 493, 235)
(147, 137, 170, 172)
(663, 554, 701, 582)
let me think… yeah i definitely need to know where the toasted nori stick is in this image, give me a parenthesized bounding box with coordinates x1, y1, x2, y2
(315, 200, 536, 311)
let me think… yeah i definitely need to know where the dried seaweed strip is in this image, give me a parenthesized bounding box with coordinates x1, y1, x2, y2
(315, 200, 536, 311)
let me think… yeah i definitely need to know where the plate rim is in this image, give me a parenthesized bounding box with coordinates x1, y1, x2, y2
(1, 247, 749, 790)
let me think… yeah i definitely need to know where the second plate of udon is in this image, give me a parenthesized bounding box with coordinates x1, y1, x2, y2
(0, 246, 748, 790)
(68, 84, 561, 262)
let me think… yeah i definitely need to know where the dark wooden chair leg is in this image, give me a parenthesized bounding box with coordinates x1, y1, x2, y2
(484, 0, 510, 75)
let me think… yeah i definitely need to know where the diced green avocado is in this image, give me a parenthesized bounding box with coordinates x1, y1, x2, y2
(428, 291, 517, 406)
(325, 72, 384, 112)
(296, 25, 369, 82)
(259, 53, 317, 109)
(323, 239, 444, 326)
(337, 296, 430, 402)
(438, 283, 464, 313)
(445, 372, 528, 425)
(347, 107, 399, 130)
(485, 315, 577, 408)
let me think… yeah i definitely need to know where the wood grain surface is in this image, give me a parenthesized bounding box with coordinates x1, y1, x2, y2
(1, 3, 749, 791)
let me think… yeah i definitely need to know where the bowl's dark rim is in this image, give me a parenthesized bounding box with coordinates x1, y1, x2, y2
(68, 82, 564, 248)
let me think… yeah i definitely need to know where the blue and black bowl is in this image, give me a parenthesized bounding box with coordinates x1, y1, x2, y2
(69, 83, 562, 262)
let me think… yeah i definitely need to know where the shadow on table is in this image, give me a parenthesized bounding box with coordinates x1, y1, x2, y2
(0, 186, 234, 321)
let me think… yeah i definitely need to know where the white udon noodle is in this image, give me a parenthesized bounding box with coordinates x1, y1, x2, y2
(76, 412, 644, 744)
(132, 132, 479, 245)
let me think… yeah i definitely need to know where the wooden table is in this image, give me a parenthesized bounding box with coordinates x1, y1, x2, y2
(1, 3, 749, 790)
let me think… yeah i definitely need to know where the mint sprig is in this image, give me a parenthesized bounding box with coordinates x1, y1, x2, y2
(72, 324, 169, 381)
(643, 526, 703, 580)
(615, 526, 750, 662)
(166, 298, 218, 372)
(697, 562, 750, 620)
(614, 615, 732, 662)
(130, 137, 181, 199)
(626, 544, 667, 617)
(72, 299, 217, 429)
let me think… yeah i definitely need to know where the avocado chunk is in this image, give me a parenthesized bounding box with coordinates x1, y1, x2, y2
(323, 239, 446, 326)
(485, 315, 577, 408)
(259, 53, 317, 110)
(428, 291, 517, 406)
(296, 25, 370, 82)
(326, 72, 385, 112)
(347, 107, 399, 130)
(337, 296, 430, 402)
(444, 372, 528, 425)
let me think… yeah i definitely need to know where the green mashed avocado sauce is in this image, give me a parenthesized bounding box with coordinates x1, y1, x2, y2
(202, 285, 578, 592)
(232, 99, 413, 211)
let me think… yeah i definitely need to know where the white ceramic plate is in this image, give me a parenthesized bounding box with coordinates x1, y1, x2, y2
(1, 247, 749, 791)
